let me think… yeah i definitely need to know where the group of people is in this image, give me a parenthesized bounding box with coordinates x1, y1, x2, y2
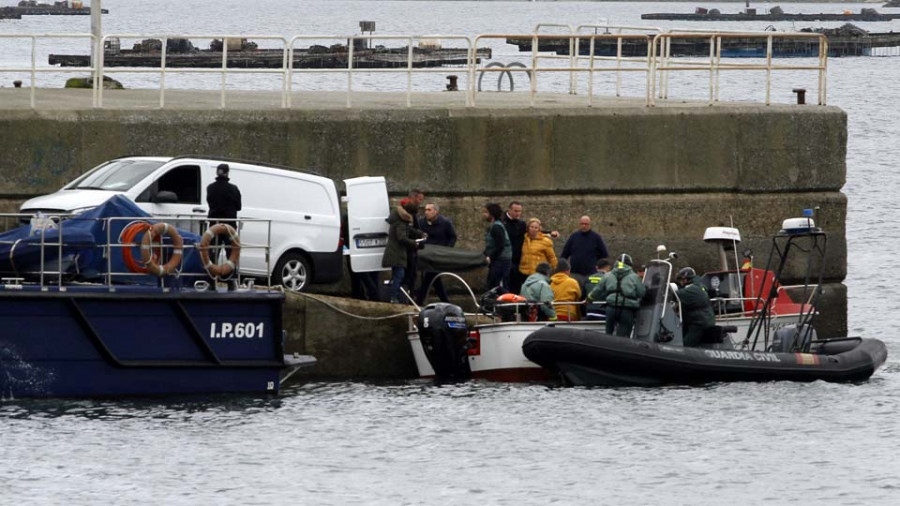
(378, 194, 715, 346)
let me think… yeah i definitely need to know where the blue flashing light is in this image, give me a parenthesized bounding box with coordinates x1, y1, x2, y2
(802, 209, 814, 217)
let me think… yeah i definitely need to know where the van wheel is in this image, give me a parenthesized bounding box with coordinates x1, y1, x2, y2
(274, 252, 311, 292)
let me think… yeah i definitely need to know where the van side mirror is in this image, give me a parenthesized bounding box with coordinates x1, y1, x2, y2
(152, 191, 178, 204)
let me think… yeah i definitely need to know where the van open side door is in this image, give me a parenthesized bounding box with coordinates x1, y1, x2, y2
(344, 177, 390, 273)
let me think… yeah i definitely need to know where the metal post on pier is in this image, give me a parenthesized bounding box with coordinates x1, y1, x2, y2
(91, 0, 102, 96)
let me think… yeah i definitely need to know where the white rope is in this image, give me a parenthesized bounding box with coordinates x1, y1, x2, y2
(298, 292, 415, 321)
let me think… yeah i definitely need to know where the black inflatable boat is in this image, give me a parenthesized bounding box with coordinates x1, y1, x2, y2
(523, 327, 887, 386)
(523, 213, 889, 386)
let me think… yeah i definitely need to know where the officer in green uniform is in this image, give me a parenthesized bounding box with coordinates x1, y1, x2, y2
(593, 254, 645, 337)
(675, 267, 716, 347)
(584, 259, 612, 320)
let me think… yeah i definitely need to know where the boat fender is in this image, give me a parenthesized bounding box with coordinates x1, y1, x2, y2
(140, 222, 184, 277)
(199, 223, 241, 279)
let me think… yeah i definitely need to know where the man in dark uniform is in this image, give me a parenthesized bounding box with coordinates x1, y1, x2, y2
(675, 267, 716, 347)
(206, 163, 242, 227)
(206, 164, 242, 285)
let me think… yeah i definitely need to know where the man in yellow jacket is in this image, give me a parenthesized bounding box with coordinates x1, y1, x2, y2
(550, 259, 582, 320)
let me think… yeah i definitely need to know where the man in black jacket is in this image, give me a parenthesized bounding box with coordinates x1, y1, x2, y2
(206, 163, 242, 227)
(206, 164, 242, 279)
(416, 203, 457, 304)
(502, 201, 527, 294)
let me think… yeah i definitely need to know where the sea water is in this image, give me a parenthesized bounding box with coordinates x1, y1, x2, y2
(1, 2, 899, 504)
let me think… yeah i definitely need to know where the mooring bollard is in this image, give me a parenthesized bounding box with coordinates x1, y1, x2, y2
(13, 80, 22, 88)
(792, 88, 806, 105)
(446, 75, 458, 92)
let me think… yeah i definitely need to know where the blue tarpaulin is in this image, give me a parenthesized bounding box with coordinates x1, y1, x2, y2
(0, 195, 207, 283)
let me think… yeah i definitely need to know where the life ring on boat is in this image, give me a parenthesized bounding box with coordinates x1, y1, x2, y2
(120, 221, 155, 274)
(140, 222, 184, 277)
(199, 223, 241, 278)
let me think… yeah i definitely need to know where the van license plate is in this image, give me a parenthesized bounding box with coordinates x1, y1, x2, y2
(357, 237, 388, 248)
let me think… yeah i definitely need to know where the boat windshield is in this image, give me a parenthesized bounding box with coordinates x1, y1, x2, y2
(642, 261, 672, 306)
(66, 159, 165, 191)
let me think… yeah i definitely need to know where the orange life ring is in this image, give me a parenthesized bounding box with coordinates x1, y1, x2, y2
(140, 222, 184, 277)
(497, 293, 527, 303)
(199, 223, 241, 278)
(120, 221, 156, 274)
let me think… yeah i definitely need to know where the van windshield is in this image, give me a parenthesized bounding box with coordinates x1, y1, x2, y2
(67, 160, 165, 191)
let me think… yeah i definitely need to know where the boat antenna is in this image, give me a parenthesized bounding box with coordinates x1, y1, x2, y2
(730, 215, 744, 299)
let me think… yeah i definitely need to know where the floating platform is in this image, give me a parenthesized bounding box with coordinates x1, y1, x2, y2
(507, 27, 900, 58)
(0, 5, 107, 17)
(642, 8, 900, 22)
(50, 46, 490, 69)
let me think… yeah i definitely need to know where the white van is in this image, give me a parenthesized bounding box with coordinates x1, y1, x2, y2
(20, 156, 391, 292)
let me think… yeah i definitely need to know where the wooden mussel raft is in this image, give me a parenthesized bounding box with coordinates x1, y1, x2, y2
(50, 37, 491, 69)
(1, 1, 107, 17)
(506, 24, 900, 58)
(641, 6, 900, 21)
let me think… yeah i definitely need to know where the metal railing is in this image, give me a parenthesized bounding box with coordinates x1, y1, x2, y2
(651, 32, 828, 106)
(1, 29, 829, 109)
(472, 33, 654, 107)
(0, 213, 275, 291)
(286, 34, 475, 108)
(0, 33, 97, 108)
(98, 34, 290, 109)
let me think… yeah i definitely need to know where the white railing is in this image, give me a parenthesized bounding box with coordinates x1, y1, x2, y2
(1, 30, 829, 109)
(286, 34, 475, 108)
(651, 32, 828, 106)
(0, 33, 97, 108)
(98, 34, 290, 109)
(472, 33, 654, 107)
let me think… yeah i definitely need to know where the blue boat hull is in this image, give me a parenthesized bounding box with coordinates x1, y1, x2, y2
(0, 287, 293, 398)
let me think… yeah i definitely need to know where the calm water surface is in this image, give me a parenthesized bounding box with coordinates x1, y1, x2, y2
(2, 2, 900, 504)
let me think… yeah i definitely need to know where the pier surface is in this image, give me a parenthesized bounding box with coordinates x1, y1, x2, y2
(0, 89, 848, 377)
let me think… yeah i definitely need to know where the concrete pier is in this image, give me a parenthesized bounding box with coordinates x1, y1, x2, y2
(0, 89, 848, 377)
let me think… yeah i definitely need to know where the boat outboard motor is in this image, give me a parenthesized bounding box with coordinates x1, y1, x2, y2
(417, 303, 472, 383)
(772, 324, 817, 353)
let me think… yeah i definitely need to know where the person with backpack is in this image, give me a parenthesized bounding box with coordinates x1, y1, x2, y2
(590, 254, 645, 337)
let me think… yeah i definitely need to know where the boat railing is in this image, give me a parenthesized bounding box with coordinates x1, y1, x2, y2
(0, 212, 275, 291)
(0, 33, 97, 109)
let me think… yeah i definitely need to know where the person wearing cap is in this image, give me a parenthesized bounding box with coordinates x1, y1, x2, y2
(206, 163, 242, 227)
(675, 267, 715, 347)
(593, 253, 645, 337)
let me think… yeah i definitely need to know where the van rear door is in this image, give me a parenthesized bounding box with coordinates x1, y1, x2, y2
(344, 177, 390, 273)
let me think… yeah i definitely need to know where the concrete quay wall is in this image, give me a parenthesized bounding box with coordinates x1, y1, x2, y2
(0, 98, 849, 377)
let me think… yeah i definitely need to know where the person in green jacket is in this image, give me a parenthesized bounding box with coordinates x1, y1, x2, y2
(592, 254, 645, 337)
(520, 262, 556, 321)
(675, 267, 716, 347)
(382, 201, 425, 303)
